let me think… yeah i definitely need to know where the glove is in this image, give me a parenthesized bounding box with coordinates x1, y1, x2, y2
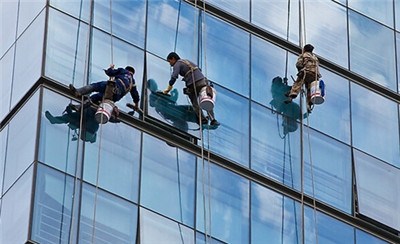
(163, 85, 173, 94)
(126, 103, 139, 111)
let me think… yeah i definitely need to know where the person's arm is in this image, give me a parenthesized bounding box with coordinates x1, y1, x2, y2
(163, 62, 180, 94)
(130, 81, 140, 110)
(296, 55, 304, 71)
(104, 65, 124, 77)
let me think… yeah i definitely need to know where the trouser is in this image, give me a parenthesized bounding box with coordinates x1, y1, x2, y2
(185, 79, 216, 121)
(84, 80, 124, 104)
(290, 71, 316, 105)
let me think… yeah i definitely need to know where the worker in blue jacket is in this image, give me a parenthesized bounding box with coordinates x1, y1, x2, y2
(69, 64, 140, 111)
(163, 52, 219, 126)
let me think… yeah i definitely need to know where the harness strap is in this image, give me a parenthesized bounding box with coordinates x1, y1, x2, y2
(179, 59, 199, 78)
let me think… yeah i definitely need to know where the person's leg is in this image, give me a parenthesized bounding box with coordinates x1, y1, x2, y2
(69, 81, 107, 97)
(289, 76, 304, 98)
(188, 86, 207, 124)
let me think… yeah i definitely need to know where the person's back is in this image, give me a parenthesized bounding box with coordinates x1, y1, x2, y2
(173, 59, 205, 87)
(296, 51, 319, 75)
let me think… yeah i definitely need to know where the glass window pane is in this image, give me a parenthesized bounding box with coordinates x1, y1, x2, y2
(351, 83, 400, 167)
(349, 0, 393, 27)
(147, 0, 199, 60)
(251, 182, 302, 243)
(79, 183, 138, 244)
(0, 47, 14, 120)
(196, 232, 226, 244)
(334, 0, 347, 5)
(83, 122, 141, 203)
(146, 0, 180, 58)
(251, 101, 302, 190)
(252, 0, 300, 44)
(90, 29, 144, 114)
(17, 0, 46, 36)
(39, 89, 82, 175)
(354, 149, 400, 231)
(204, 15, 250, 96)
(49, 0, 91, 22)
(0, 126, 7, 195)
(12, 11, 44, 106)
(308, 68, 351, 144)
(175, 2, 200, 62)
(205, 85, 249, 167)
(4, 90, 39, 192)
(196, 163, 249, 244)
(93, 0, 145, 48)
(305, 0, 348, 68)
(31, 164, 76, 244)
(207, 0, 249, 21)
(349, 10, 396, 91)
(304, 128, 352, 213)
(1, 1, 18, 56)
(140, 208, 195, 244)
(397, 0, 400, 32)
(146, 53, 200, 135)
(397, 33, 400, 93)
(0, 165, 33, 244)
(141, 134, 195, 227)
(356, 229, 388, 244)
(305, 207, 354, 244)
(45, 8, 89, 88)
(251, 36, 287, 105)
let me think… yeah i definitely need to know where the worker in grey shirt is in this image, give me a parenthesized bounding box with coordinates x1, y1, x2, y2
(163, 52, 219, 126)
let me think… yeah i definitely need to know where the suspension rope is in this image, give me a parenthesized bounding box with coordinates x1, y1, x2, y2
(306, 108, 319, 244)
(201, 1, 214, 242)
(91, 0, 114, 242)
(190, 0, 211, 242)
(176, 148, 185, 244)
(68, 0, 93, 242)
(300, 0, 319, 242)
(174, 0, 182, 52)
(60, 128, 71, 242)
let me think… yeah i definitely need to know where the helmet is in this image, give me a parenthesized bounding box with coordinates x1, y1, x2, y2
(125, 66, 135, 74)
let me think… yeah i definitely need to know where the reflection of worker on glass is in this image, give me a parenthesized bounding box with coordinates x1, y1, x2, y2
(69, 64, 140, 115)
(45, 104, 118, 143)
(270, 76, 307, 135)
(162, 52, 219, 127)
(286, 44, 321, 112)
(145, 78, 198, 132)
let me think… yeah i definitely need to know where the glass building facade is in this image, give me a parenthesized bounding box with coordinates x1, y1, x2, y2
(1, 0, 400, 243)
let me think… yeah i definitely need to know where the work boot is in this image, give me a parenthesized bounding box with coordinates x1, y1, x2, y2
(210, 119, 220, 126)
(69, 84, 80, 97)
(69, 84, 95, 97)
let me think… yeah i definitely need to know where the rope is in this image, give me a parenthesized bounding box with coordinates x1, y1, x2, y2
(306, 107, 319, 244)
(299, 0, 319, 242)
(68, 0, 92, 242)
(201, 1, 213, 243)
(190, 1, 212, 242)
(59, 129, 71, 243)
(176, 148, 185, 244)
(91, 0, 114, 242)
(174, 0, 182, 52)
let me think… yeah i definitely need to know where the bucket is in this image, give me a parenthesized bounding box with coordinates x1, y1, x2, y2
(309, 80, 325, 105)
(198, 86, 216, 111)
(95, 100, 115, 124)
